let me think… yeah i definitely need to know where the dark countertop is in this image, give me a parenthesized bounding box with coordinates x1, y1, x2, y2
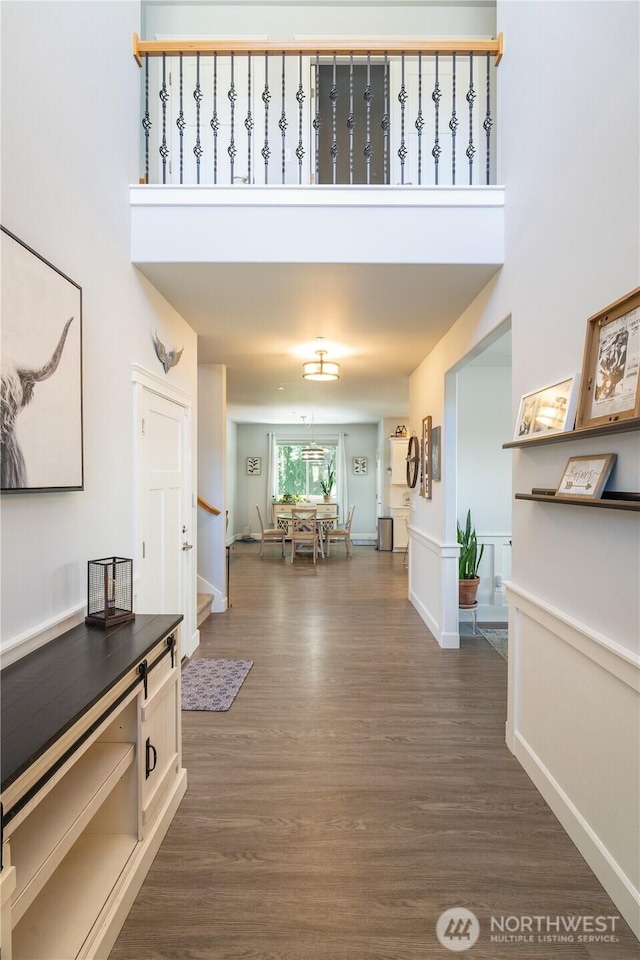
(1, 613, 182, 795)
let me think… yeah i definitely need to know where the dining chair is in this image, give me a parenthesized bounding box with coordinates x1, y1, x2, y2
(325, 505, 355, 557)
(290, 506, 320, 563)
(256, 505, 285, 557)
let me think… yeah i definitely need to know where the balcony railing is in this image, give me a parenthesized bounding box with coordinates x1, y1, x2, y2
(133, 35, 503, 188)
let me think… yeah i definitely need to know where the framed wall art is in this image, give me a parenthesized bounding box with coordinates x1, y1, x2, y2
(1, 226, 83, 492)
(514, 376, 579, 440)
(555, 454, 616, 500)
(420, 416, 432, 499)
(353, 456, 367, 475)
(431, 426, 442, 481)
(246, 456, 261, 476)
(576, 286, 640, 429)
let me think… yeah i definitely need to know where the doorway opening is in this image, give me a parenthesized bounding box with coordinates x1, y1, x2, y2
(448, 321, 512, 653)
(316, 64, 388, 184)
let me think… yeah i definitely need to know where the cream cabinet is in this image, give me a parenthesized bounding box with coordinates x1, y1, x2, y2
(390, 507, 410, 551)
(389, 439, 408, 485)
(272, 502, 339, 526)
(0, 615, 187, 960)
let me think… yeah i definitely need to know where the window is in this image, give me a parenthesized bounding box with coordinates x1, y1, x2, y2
(276, 443, 337, 499)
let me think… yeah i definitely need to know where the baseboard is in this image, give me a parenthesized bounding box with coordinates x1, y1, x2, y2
(188, 629, 201, 656)
(410, 588, 459, 649)
(514, 732, 640, 939)
(1, 602, 86, 667)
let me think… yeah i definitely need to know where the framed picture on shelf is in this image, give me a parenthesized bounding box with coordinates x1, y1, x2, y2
(555, 453, 617, 500)
(514, 376, 579, 440)
(576, 286, 640, 429)
(1, 226, 83, 493)
(420, 416, 432, 499)
(246, 456, 261, 476)
(431, 426, 442, 481)
(353, 456, 367, 475)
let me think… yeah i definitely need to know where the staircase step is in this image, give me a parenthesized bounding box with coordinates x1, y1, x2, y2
(197, 592, 213, 627)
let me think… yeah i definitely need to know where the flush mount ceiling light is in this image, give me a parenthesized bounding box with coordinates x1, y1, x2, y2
(302, 340, 340, 381)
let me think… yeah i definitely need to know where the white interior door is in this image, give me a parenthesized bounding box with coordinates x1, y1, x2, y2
(137, 387, 194, 653)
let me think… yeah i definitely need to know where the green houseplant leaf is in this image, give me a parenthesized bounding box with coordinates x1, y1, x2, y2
(457, 509, 485, 579)
(320, 464, 335, 498)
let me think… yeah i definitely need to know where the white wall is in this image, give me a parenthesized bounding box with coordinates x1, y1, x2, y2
(457, 366, 511, 533)
(142, 2, 496, 42)
(0, 1, 198, 658)
(234, 421, 379, 540)
(409, 0, 640, 935)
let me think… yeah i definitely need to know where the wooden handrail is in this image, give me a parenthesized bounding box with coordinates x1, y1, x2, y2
(133, 33, 503, 67)
(197, 496, 221, 516)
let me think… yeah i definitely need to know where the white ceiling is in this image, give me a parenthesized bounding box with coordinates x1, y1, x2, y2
(137, 260, 501, 423)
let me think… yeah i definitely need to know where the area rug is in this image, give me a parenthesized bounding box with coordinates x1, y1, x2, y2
(478, 628, 508, 661)
(181, 658, 253, 711)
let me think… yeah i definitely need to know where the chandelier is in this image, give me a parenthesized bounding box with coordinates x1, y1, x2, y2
(302, 341, 340, 381)
(300, 415, 325, 462)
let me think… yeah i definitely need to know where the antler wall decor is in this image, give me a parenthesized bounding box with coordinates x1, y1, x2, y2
(153, 331, 184, 374)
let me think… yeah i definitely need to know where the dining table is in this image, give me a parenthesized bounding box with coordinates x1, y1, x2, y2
(276, 513, 339, 558)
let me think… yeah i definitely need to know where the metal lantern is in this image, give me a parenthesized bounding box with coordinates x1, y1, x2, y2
(86, 557, 135, 627)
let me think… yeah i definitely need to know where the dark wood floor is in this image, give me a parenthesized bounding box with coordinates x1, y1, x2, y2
(111, 544, 639, 959)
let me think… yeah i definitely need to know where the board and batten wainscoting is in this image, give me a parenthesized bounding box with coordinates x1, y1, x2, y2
(505, 582, 640, 937)
(408, 527, 510, 647)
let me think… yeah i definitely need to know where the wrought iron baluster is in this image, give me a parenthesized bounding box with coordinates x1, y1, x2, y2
(159, 53, 169, 184)
(348, 53, 354, 185)
(193, 53, 203, 184)
(330, 54, 338, 184)
(279, 53, 287, 184)
(398, 53, 407, 184)
(450, 52, 458, 184)
(245, 53, 253, 184)
(228, 52, 237, 181)
(142, 54, 151, 184)
(296, 52, 305, 184)
(432, 52, 441, 185)
(416, 53, 424, 185)
(262, 53, 270, 183)
(484, 52, 493, 185)
(466, 53, 476, 184)
(211, 53, 218, 184)
(177, 53, 185, 183)
(313, 53, 320, 183)
(364, 53, 372, 185)
(382, 53, 389, 184)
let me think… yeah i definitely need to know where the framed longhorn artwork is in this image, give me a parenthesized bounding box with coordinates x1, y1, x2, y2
(1, 226, 83, 493)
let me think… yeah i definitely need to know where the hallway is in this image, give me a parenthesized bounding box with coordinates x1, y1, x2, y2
(111, 545, 637, 959)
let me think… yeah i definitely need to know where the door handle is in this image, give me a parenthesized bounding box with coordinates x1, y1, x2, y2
(145, 737, 157, 779)
(182, 541, 193, 551)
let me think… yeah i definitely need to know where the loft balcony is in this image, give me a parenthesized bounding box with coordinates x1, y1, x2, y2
(130, 35, 505, 267)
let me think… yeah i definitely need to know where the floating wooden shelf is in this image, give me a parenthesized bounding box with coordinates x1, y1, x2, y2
(515, 490, 640, 512)
(503, 417, 640, 449)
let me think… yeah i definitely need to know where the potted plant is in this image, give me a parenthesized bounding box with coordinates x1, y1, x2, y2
(457, 509, 485, 605)
(319, 465, 335, 502)
(273, 492, 306, 504)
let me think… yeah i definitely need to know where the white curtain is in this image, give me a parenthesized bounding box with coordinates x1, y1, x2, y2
(266, 432, 277, 518)
(337, 433, 349, 523)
